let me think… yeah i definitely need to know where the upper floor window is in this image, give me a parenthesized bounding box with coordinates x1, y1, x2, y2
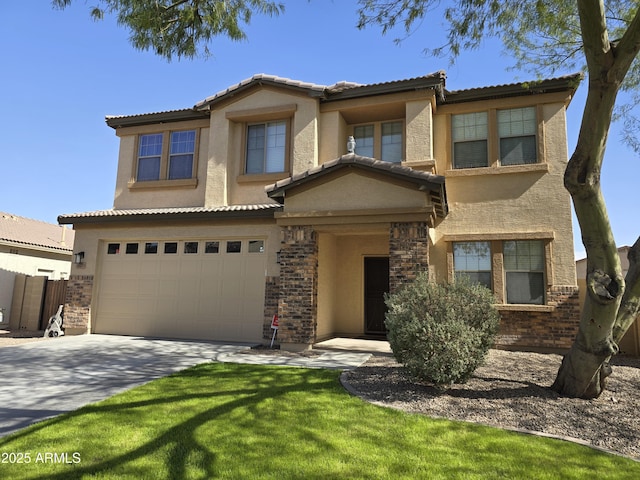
(246, 120, 288, 174)
(452, 107, 538, 169)
(498, 107, 537, 165)
(137, 134, 163, 181)
(168, 130, 196, 179)
(136, 129, 196, 182)
(452, 112, 488, 169)
(353, 125, 374, 158)
(353, 121, 403, 163)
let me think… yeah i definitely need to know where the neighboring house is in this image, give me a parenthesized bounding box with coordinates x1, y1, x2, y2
(576, 246, 637, 355)
(0, 212, 74, 326)
(59, 72, 581, 351)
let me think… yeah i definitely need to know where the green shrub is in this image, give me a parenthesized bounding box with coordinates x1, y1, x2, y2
(385, 273, 500, 387)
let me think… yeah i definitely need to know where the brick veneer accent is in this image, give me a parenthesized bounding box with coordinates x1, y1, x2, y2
(496, 285, 580, 350)
(263, 276, 280, 341)
(389, 221, 429, 293)
(64, 275, 93, 333)
(277, 225, 318, 346)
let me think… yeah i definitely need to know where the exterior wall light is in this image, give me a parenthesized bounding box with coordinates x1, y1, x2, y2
(74, 251, 85, 264)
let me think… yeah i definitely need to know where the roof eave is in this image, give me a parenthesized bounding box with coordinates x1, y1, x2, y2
(58, 207, 282, 225)
(442, 73, 584, 105)
(105, 109, 209, 129)
(322, 73, 446, 103)
(195, 78, 325, 111)
(0, 238, 73, 254)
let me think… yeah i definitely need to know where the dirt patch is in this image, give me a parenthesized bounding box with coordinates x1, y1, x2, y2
(342, 349, 640, 461)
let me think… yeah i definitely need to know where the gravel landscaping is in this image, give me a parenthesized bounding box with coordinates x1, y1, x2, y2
(342, 349, 640, 461)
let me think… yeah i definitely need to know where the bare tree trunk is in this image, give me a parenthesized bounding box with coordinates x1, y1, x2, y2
(551, 0, 640, 399)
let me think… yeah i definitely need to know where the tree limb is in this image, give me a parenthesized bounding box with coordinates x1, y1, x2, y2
(610, 6, 640, 82)
(613, 237, 640, 344)
(577, 0, 612, 73)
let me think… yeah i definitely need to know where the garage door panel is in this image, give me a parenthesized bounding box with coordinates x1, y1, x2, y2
(95, 238, 267, 342)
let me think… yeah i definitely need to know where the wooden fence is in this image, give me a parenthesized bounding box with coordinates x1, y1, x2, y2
(9, 275, 68, 330)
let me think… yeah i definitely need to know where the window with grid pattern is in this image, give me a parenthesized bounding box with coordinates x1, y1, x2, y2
(246, 121, 287, 174)
(453, 241, 492, 289)
(503, 240, 545, 304)
(381, 121, 403, 163)
(137, 134, 163, 181)
(452, 112, 488, 168)
(498, 107, 537, 165)
(353, 125, 374, 158)
(168, 130, 196, 179)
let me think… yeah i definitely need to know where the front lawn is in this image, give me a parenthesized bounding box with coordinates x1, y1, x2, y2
(0, 362, 637, 479)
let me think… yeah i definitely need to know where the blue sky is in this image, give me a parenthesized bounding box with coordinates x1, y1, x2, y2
(1, 1, 638, 259)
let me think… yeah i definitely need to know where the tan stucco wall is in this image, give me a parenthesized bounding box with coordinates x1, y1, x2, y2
(430, 97, 577, 289)
(317, 233, 389, 338)
(112, 121, 210, 210)
(406, 99, 433, 162)
(206, 88, 320, 207)
(318, 110, 348, 162)
(283, 170, 430, 214)
(318, 90, 437, 166)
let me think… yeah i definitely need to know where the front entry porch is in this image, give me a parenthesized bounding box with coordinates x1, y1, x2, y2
(271, 221, 430, 351)
(263, 154, 447, 351)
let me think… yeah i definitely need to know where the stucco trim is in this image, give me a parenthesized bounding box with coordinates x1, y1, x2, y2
(225, 103, 297, 121)
(127, 178, 198, 190)
(445, 163, 549, 177)
(274, 207, 435, 227)
(443, 232, 555, 242)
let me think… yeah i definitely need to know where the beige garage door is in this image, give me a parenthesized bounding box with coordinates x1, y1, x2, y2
(94, 238, 267, 342)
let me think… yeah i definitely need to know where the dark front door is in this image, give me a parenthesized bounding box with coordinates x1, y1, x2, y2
(364, 257, 390, 335)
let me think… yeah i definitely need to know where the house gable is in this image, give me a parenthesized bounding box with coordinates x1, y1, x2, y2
(266, 154, 447, 227)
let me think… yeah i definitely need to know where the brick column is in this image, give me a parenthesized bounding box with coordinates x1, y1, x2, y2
(64, 275, 93, 335)
(262, 276, 280, 341)
(389, 222, 429, 293)
(277, 225, 318, 350)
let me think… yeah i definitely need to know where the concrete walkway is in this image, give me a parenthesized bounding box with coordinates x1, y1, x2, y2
(0, 334, 374, 438)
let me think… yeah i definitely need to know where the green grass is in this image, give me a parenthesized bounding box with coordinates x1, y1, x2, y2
(0, 363, 638, 479)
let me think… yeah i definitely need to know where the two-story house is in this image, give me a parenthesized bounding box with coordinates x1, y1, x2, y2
(59, 71, 581, 351)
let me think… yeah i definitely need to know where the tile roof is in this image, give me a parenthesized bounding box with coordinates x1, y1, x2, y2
(0, 212, 74, 253)
(443, 73, 583, 104)
(194, 71, 446, 109)
(58, 204, 283, 224)
(103, 71, 581, 128)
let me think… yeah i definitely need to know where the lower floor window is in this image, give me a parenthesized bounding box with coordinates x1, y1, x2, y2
(453, 241, 492, 290)
(504, 240, 545, 304)
(452, 239, 546, 305)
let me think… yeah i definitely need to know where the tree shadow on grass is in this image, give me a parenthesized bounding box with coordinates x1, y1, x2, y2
(0, 363, 341, 480)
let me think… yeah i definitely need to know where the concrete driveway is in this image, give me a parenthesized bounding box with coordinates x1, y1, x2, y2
(0, 335, 253, 438)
